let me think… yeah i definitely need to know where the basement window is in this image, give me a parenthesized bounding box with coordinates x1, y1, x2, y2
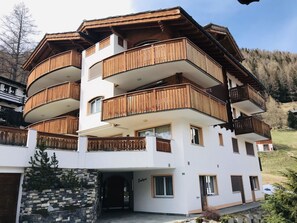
(153, 176, 173, 198)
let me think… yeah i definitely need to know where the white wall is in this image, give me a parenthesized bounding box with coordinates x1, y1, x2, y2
(79, 34, 127, 134)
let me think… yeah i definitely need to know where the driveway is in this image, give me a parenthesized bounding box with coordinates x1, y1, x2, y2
(98, 210, 193, 223)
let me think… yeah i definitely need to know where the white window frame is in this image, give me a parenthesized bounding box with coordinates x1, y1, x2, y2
(205, 176, 218, 196)
(153, 176, 173, 198)
(190, 125, 203, 146)
(89, 96, 103, 114)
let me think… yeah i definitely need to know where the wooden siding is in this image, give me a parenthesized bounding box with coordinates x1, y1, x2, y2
(0, 126, 27, 146)
(28, 116, 78, 135)
(99, 36, 110, 50)
(102, 84, 227, 122)
(24, 82, 80, 116)
(27, 50, 81, 90)
(85, 45, 96, 57)
(230, 85, 266, 111)
(87, 137, 146, 151)
(37, 132, 78, 151)
(234, 116, 271, 139)
(102, 38, 223, 83)
(156, 138, 171, 153)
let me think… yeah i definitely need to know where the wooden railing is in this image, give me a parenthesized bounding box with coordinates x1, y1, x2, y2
(102, 84, 228, 122)
(156, 138, 171, 153)
(28, 116, 78, 135)
(87, 137, 146, 151)
(23, 82, 80, 116)
(85, 36, 111, 57)
(102, 38, 223, 83)
(230, 85, 266, 111)
(234, 116, 271, 139)
(37, 132, 78, 151)
(0, 126, 28, 146)
(27, 50, 81, 91)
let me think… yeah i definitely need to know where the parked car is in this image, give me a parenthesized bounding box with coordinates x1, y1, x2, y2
(263, 184, 275, 195)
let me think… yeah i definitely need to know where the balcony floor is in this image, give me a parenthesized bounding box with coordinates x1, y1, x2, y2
(24, 99, 79, 123)
(27, 67, 81, 96)
(106, 60, 220, 91)
(232, 100, 265, 114)
(236, 132, 269, 142)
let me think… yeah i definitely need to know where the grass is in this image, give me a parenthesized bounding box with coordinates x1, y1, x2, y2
(259, 130, 297, 184)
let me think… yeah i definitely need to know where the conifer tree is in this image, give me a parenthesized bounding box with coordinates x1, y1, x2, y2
(26, 142, 60, 191)
(262, 158, 297, 223)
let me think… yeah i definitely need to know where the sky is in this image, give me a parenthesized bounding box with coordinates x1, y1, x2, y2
(1, 0, 297, 53)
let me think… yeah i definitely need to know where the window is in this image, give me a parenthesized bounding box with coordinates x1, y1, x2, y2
(245, 142, 255, 156)
(118, 36, 124, 47)
(89, 97, 103, 114)
(250, 176, 260, 190)
(232, 138, 239, 153)
(190, 125, 203, 146)
(10, 87, 16, 95)
(231, 176, 243, 192)
(218, 133, 223, 146)
(205, 176, 218, 196)
(89, 62, 102, 80)
(263, 144, 269, 151)
(137, 125, 171, 139)
(4, 85, 9, 93)
(153, 176, 173, 197)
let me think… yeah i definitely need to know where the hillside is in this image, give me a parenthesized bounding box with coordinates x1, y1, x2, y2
(241, 49, 297, 103)
(259, 130, 297, 184)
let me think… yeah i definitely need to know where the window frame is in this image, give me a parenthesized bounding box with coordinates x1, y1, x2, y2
(136, 124, 171, 140)
(250, 176, 260, 191)
(245, 142, 255, 156)
(190, 125, 203, 146)
(89, 96, 104, 114)
(218, 133, 224, 146)
(152, 175, 174, 198)
(205, 175, 219, 196)
(232, 138, 239, 153)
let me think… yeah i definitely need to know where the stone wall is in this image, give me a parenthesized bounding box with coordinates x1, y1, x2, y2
(20, 169, 100, 223)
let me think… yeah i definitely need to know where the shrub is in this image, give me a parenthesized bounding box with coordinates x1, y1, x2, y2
(201, 208, 221, 221)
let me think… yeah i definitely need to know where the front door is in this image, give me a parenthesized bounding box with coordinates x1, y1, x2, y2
(0, 173, 21, 223)
(104, 176, 125, 209)
(199, 176, 208, 211)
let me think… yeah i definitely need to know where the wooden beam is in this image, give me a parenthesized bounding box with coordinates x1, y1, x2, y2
(110, 26, 126, 39)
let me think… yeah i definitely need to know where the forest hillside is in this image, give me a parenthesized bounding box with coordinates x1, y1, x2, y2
(241, 48, 297, 103)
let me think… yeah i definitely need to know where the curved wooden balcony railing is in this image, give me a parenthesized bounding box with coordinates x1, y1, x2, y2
(88, 137, 146, 151)
(37, 132, 78, 151)
(230, 85, 266, 111)
(234, 116, 271, 139)
(102, 38, 223, 83)
(23, 82, 80, 117)
(156, 138, 171, 153)
(27, 50, 81, 92)
(28, 116, 78, 135)
(102, 84, 228, 122)
(0, 126, 28, 146)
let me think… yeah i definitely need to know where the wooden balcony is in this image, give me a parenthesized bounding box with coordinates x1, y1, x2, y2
(102, 84, 227, 126)
(27, 50, 81, 97)
(28, 116, 78, 135)
(24, 82, 80, 123)
(102, 38, 223, 91)
(37, 132, 78, 151)
(230, 85, 266, 114)
(0, 126, 27, 146)
(87, 136, 171, 153)
(234, 116, 271, 141)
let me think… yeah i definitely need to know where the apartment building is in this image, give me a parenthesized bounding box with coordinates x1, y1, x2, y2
(0, 7, 271, 221)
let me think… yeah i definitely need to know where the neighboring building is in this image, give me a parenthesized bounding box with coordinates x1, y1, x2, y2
(0, 7, 271, 221)
(257, 139, 273, 152)
(0, 76, 26, 127)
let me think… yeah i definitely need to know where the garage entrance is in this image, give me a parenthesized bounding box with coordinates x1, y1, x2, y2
(0, 173, 21, 223)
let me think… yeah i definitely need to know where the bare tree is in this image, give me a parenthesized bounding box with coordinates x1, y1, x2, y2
(0, 2, 38, 83)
